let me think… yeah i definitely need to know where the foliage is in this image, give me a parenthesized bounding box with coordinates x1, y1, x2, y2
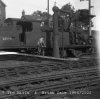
(58, 3, 75, 31)
(61, 3, 75, 15)
(32, 10, 52, 20)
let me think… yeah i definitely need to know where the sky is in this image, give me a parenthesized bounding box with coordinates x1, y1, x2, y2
(2, 0, 100, 30)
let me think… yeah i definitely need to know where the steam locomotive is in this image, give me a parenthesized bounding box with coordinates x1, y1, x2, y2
(0, 9, 96, 57)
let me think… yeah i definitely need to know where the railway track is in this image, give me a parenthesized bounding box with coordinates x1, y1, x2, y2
(0, 53, 99, 99)
(0, 67, 99, 99)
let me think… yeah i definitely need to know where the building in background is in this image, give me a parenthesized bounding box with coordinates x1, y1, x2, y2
(0, 0, 6, 25)
(21, 10, 42, 21)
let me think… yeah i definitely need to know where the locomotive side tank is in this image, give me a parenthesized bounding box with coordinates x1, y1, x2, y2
(0, 18, 46, 52)
(0, 24, 21, 49)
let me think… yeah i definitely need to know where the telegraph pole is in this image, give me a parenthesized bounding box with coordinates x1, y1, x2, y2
(46, 0, 51, 51)
(89, 0, 91, 36)
(47, 0, 49, 23)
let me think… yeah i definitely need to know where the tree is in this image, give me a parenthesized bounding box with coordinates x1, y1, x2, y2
(32, 10, 42, 16)
(61, 3, 75, 16)
(32, 10, 52, 20)
(57, 3, 75, 32)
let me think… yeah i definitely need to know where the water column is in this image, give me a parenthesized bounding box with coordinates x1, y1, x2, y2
(52, 6, 60, 58)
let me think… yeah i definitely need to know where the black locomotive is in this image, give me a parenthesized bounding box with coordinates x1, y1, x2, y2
(0, 7, 96, 58)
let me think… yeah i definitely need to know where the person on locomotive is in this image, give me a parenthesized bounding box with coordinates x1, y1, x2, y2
(37, 37, 46, 55)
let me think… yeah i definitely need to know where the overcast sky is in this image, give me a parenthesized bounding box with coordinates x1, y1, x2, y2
(2, 0, 100, 30)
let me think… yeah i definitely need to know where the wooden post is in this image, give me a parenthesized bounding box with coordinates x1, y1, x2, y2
(46, 0, 51, 48)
